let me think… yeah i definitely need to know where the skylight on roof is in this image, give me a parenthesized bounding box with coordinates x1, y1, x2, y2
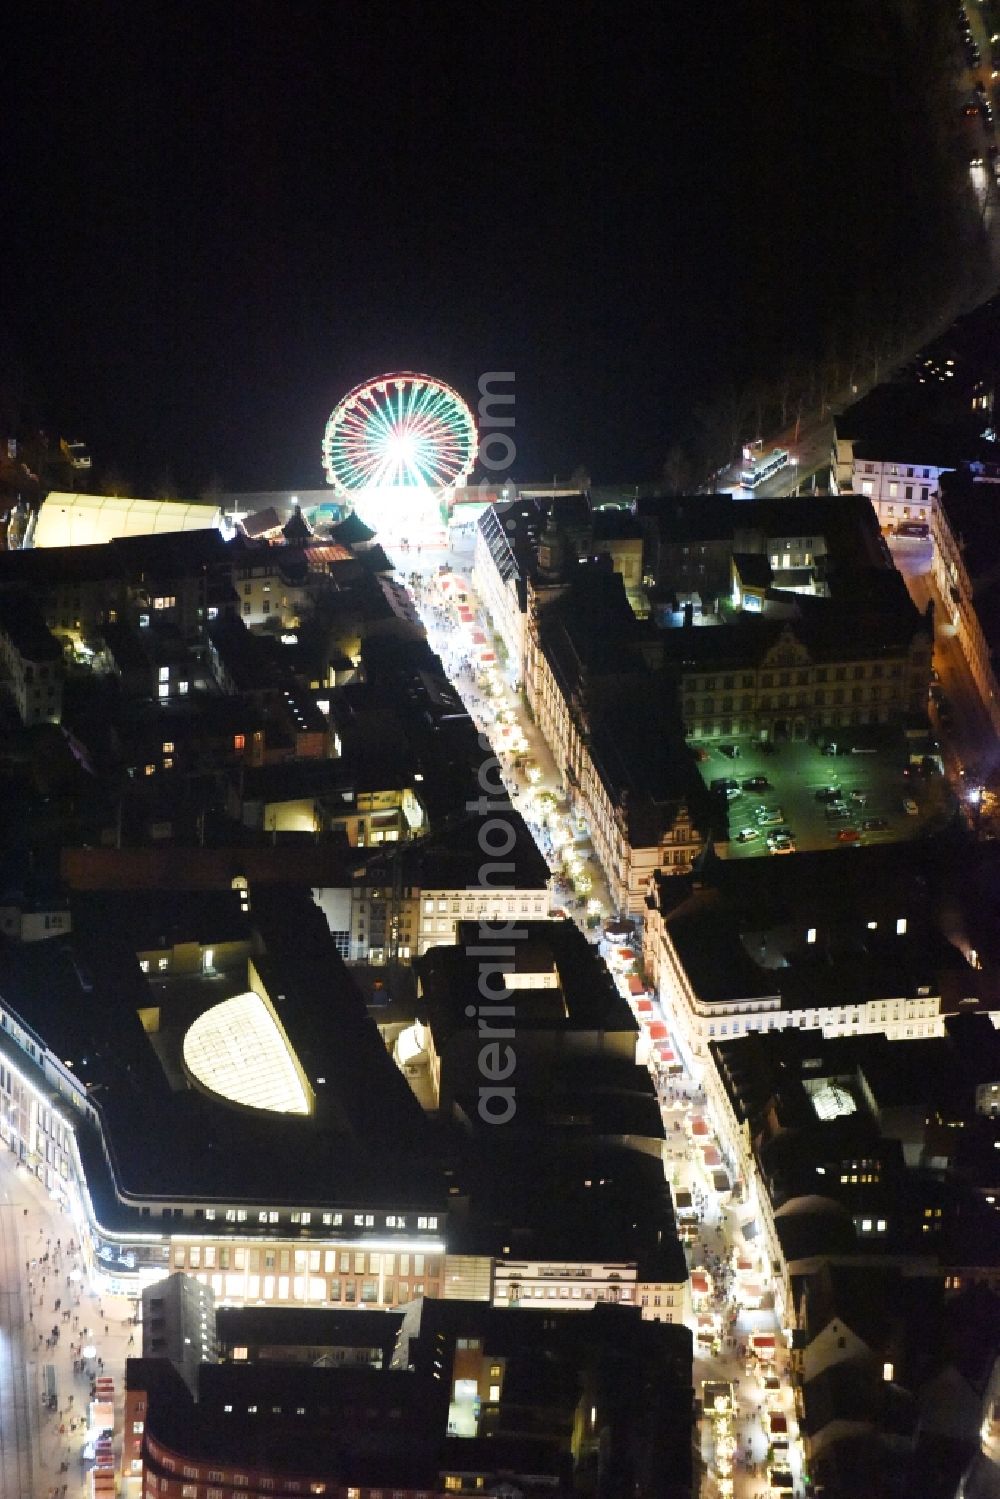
(183, 991, 310, 1115)
(810, 1081, 857, 1123)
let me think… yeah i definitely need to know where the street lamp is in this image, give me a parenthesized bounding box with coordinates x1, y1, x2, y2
(969, 784, 984, 839)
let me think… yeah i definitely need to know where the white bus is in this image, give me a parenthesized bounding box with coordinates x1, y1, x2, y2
(740, 447, 790, 489)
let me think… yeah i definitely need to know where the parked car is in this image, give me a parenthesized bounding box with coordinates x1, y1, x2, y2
(836, 828, 861, 843)
(735, 827, 760, 843)
(903, 797, 919, 816)
(769, 837, 795, 854)
(815, 787, 842, 802)
(756, 807, 785, 826)
(825, 805, 851, 821)
(742, 776, 770, 791)
(711, 778, 739, 792)
(849, 790, 868, 805)
(862, 817, 889, 832)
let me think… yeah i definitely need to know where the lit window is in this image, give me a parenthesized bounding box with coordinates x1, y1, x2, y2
(883, 1361, 894, 1381)
(132, 1421, 144, 1434)
(158, 958, 168, 971)
(489, 1383, 501, 1400)
(162, 741, 174, 753)
(140, 960, 150, 974)
(159, 666, 169, 682)
(163, 757, 174, 769)
(896, 917, 907, 935)
(234, 734, 245, 751)
(179, 680, 189, 694)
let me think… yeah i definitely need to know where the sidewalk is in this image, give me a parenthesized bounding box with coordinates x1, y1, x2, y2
(408, 561, 615, 935)
(4, 1153, 136, 1499)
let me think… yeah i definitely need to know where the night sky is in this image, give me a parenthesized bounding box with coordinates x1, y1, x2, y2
(4, 2, 980, 493)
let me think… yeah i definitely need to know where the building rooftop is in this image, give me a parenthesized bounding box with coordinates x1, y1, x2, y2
(126, 1355, 442, 1487)
(650, 840, 980, 1013)
(415, 918, 636, 1043)
(330, 510, 376, 546)
(0, 885, 446, 1222)
(449, 1140, 687, 1283)
(214, 1304, 403, 1363)
(0, 590, 63, 661)
(355, 809, 550, 892)
(591, 508, 643, 542)
(712, 1024, 1000, 1267)
(836, 382, 983, 468)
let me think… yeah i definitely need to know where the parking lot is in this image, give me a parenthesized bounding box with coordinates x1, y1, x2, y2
(699, 736, 954, 858)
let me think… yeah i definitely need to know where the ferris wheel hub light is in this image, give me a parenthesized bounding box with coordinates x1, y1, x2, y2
(389, 430, 417, 462)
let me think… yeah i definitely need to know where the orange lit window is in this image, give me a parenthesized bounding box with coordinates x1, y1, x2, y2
(234, 734, 245, 751)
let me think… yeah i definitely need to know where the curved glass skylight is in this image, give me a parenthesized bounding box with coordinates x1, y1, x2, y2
(183, 992, 310, 1115)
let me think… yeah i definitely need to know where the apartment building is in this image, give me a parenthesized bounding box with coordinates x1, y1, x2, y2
(666, 587, 931, 744)
(471, 497, 543, 675)
(0, 590, 64, 725)
(642, 843, 987, 1085)
(525, 566, 710, 914)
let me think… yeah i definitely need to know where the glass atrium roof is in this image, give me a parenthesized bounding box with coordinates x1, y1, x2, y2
(183, 991, 310, 1115)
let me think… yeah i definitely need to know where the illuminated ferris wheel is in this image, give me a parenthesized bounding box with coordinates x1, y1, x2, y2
(322, 372, 477, 496)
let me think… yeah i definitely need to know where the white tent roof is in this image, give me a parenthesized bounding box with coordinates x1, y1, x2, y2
(33, 492, 222, 548)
